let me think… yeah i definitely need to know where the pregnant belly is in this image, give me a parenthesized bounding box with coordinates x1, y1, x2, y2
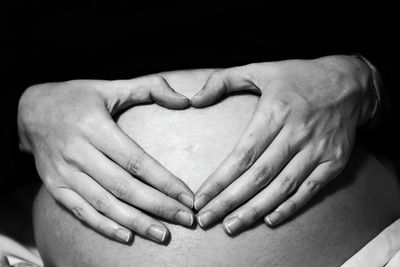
(33, 69, 400, 267)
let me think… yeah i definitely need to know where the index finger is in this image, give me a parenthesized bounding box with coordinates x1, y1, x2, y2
(194, 98, 286, 210)
(88, 116, 194, 208)
(342, 218, 400, 266)
(190, 65, 262, 108)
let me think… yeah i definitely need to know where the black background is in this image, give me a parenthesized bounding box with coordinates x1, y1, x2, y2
(1, 0, 399, 189)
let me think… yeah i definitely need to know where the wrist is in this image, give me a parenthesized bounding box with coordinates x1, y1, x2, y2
(315, 55, 378, 126)
(351, 54, 381, 126)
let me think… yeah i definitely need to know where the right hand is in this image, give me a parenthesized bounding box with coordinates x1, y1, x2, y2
(17, 75, 195, 244)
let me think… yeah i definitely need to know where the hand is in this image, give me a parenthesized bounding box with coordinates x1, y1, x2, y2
(342, 218, 400, 267)
(18, 75, 195, 243)
(192, 56, 376, 234)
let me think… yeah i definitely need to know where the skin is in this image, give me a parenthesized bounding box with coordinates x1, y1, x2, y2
(18, 54, 377, 245)
(32, 69, 400, 266)
(17, 75, 195, 244)
(191, 55, 377, 235)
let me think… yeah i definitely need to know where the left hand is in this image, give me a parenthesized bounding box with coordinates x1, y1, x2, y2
(191, 55, 376, 234)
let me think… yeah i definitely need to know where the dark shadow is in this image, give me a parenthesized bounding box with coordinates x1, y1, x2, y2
(0, 181, 41, 247)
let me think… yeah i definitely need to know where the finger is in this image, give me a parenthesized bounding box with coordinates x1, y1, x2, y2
(196, 128, 297, 228)
(194, 100, 286, 210)
(221, 149, 317, 235)
(67, 144, 194, 226)
(386, 249, 400, 267)
(108, 74, 190, 110)
(68, 171, 171, 243)
(264, 161, 340, 226)
(342, 218, 400, 267)
(53, 188, 133, 244)
(191, 65, 261, 108)
(86, 120, 194, 209)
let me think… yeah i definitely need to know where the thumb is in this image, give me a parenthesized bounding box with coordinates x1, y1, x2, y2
(107, 74, 190, 111)
(191, 65, 261, 108)
(146, 75, 190, 109)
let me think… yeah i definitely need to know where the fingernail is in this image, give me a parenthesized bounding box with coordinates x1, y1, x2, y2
(148, 225, 168, 243)
(265, 211, 281, 226)
(178, 193, 194, 209)
(197, 210, 215, 228)
(224, 216, 243, 235)
(194, 194, 208, 211)
(176, 211, 194, 226)
(115, 228, 132, 243)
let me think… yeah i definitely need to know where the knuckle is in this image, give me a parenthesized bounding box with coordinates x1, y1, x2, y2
(304, 180, 321, 194)
(71, 206, 86, 221)
(212, 180, 227, 194)
(126, 154, 144, 176)
(333, 146, 346, 162)
(111, 179, 131, 200)
(291, 124, 310, 144)
(252, 165, 273, 188)
(279, 175, 298, 195)
(269, 99, 291, 119)
(234, 147, 258, 172)
(248, 206, 261, 220)
(93, 193, 112, 213)
(43, 174, 61, 191)
(158, 180, 174, 196)
(62, 145, 81, 165)
(153, 204, 170, 218)
(315, 139, 328, 156)
(218, 196, 237, 212)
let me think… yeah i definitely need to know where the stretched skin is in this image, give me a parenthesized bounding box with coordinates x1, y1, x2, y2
(33, 69, 400, 267)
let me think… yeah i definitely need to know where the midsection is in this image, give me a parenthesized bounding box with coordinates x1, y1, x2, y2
(33, 69, 400, 267)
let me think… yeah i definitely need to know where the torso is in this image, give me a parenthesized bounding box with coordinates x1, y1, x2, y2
(33, 69, 400, 267)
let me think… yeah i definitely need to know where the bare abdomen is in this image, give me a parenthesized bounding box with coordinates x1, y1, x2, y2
(33, 70, 400, 267)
